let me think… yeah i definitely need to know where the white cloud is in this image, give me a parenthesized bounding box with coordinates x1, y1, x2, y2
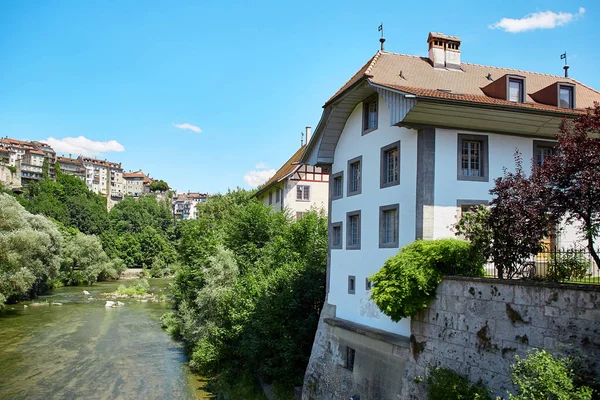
(41, 136, 124, 157)
(255, 161, 268, 169)
(244, 169, 276, 187)
(489, 7, 585, 33)
(173, 122, 201, 133)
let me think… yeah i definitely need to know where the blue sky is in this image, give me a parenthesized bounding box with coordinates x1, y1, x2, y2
(1, 1, 598, 194)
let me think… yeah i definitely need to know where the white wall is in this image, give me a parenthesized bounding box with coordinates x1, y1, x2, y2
(284, 177, 329, 217)
(329, 95, 417, 337)
(432, 128, 580, 247)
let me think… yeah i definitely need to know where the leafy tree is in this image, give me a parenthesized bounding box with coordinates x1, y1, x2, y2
(540, 104, 600, 269)
(0, 194, 62, 306)
(149, 180, 169, 192)
(508, 349, 592, 400)
(456, 154, 554, 279)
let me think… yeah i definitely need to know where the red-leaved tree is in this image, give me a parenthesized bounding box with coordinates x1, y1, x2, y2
(540, 104, 600, 269)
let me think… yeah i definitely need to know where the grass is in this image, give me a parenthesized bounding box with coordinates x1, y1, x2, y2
(567, 276, 600, 284)
(116, 278, 150, 296)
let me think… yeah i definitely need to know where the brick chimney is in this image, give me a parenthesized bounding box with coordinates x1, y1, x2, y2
(427, 32, 461, 70)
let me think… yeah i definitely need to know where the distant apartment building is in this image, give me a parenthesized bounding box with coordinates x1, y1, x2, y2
(172, 191, 208, 219)
(0, 137, 53, 185)
(254, 127, 329, 220)
(79, 156, 124, 198)
(20, 149, 45, 183)
(123, 170, 145, 196)
(56, 156, 86, 180)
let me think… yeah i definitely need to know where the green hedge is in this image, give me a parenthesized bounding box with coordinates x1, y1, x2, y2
(370, 239, 484, 321)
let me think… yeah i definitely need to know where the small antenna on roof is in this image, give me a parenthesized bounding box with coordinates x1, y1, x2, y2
(560, 52, 569, 78)
(301, 131, 304, 146)
(378, 23, 385, 51)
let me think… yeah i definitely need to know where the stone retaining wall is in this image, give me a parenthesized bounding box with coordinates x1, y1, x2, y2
(303, 278, 600, 399)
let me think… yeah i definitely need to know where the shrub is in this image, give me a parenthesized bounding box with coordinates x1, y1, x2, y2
(547, 249, 590, 281)
(117, 278, 150, 296)
(508, 349, 593, 400)
(370, 239, 484, 321)
(427, 366, 492, 400)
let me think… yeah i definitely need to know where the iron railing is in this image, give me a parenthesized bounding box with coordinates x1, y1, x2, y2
(450, 249, 600, 285)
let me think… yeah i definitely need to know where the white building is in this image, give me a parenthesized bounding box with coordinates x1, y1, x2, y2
(172, 192, 208, 219)
(255, 127, 329, 220)
(301, 31, 600, 374)
(123, 170, 145, 197)
(56, 155, 86, 180)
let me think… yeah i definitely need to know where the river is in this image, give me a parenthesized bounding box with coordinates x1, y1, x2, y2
(0, 278, 212, 400)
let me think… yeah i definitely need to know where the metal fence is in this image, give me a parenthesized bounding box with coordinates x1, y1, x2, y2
(451, 249, 600, 285)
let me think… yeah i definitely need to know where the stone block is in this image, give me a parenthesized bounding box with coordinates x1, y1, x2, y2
(577, 291, 600, 309)
(542, 287, 578, 309)
(514, 285, 542, 305)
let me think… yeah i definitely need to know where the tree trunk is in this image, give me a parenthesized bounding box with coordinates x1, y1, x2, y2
(588, 237, 600, 272)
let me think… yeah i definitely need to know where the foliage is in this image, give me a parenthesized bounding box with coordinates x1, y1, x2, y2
(427, 366, 493, 400)
(0, 194, 62, 306)
(455, 154, 554, 279)
(370, 239, 484, 321)
(508, 349, 593, 400)
(547, 249, 590, 281)
(59, 229, 125, 285)
(149, 180, 169, 192)
(167, 189, 327, 392)
(7, 165, 17, 174)
(117, 278, 151, 296)
(456, 104, 600, 277)
(539, 105, 600, 270)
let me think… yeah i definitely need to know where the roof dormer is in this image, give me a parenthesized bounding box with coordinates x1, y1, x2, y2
(530, 82, 576, 109)
(481, 74, 527, 103)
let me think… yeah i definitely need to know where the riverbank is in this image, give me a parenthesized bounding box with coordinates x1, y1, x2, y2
(0, 278, 211, 400)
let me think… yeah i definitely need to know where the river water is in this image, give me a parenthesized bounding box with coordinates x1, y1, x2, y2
(0, 279, 212, 400)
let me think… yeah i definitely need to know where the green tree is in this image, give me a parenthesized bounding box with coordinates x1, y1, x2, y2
(149, 180, 169, 192)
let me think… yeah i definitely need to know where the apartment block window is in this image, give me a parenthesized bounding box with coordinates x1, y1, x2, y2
(331, 222, 343, 249)
(275, 188, 280, 203)
(346, 210, 361, 250)
(457, 134, 488, 182)
(559, 85, 574, 109)
(365, 278, 372, 291)
(348, 275, 356, 295)
(380, 141, 400, 188)
(347, 156, 362, 197)
(508, 78, 524, 103)
(268, 192, 273, 205)
(533, 141, 557, 166)
(331, 171, 344, 200)
(362, 94, 378, 134)
(296, 185, 310, 201)
(379, 204, 399, 248)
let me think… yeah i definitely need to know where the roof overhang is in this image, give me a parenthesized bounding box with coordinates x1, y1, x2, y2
(302, 82, 578, 165)
(253, 165, 300, 198)
(401, 97, 572, 138)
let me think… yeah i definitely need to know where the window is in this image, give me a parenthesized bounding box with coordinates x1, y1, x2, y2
(559, 85, 574, 109)
(347, 156, 362, 196)
(508, 78, 524, 103)
(296, 185, 310, 201)
(362, 94, 378, 134)
(533, 140, 557, 166)
(346, 210, 361, 250)
(331, 171, 344, 200)
(365, 278, 372, 291)
(456, 200, 489, 220)
(268, 192, 273, 205)
(344, 346, 356, 371)
(457, 134, 488, 182)
(348, 275, 356, 295)
(275, 188, 280, 203)
(379, 204, 399, 248)
(331, 222, 343, 249)
(380, 141, 400, 188)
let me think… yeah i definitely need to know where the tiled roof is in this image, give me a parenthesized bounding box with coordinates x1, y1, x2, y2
(57, 156, 82, 165)
(123, 172, 145, 178)
(255, 144, 306, 196)
(327, 51, 600, 113)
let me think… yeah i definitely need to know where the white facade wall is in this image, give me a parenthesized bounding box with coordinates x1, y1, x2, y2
(260, 174, 329, 218)
(329, 95, 417, 337)
(431, 128, 580, 246)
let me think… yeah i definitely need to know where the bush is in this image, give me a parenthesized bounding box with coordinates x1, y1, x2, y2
(370, 239, 484, 321)
(427, 366, 492, 400)
(508, 349, 593, 400)
(117, 278, 150, 296)
(547, 249, 590, 281)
